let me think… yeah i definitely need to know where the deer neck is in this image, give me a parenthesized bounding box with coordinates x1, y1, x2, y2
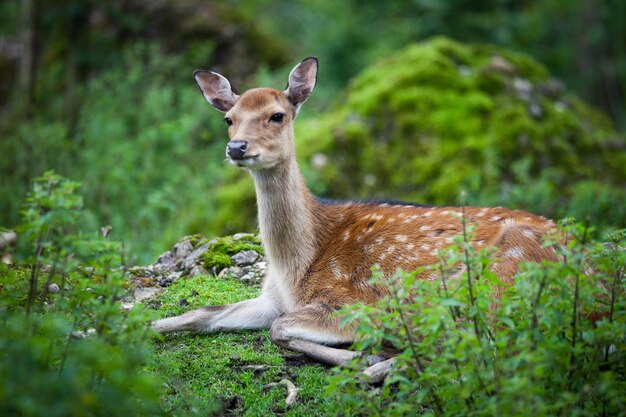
(251, 159, 321, 280)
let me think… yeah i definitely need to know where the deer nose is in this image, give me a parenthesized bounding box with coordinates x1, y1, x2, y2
(227, 141, 248, 159)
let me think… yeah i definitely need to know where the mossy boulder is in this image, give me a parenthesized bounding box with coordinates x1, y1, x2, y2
(200, 234, 264, 273)
(212, 37, 626, 234)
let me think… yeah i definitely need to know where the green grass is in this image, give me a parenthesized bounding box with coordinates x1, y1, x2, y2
(148, 274, 338, 416)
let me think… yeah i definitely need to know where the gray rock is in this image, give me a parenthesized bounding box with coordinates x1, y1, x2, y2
(231, 250, 259, 266)
(513, 77, 533, 101)
(189, 265, 209, 277)
(48, 283, 60, 293)
(233, 233, 256, 240)
(155, 238, 194, 271)
(529, 102, 543, 119)
(219, 266, 245, 279)
(134, 287, 163, 303)
(181, 242, 209, 270)
(158, 271, 182, 287)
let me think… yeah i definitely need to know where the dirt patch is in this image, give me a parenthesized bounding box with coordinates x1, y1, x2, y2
(281, 353, 318, 367)
(217, 395, 244, 416)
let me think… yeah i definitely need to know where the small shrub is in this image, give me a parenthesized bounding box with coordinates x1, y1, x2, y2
(329, 219, 626, 416)
(0, 172, 162, 416)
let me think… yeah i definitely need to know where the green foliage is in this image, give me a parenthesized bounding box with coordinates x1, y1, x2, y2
(0, 172, 162, 416)
(328, 221, 626, 416)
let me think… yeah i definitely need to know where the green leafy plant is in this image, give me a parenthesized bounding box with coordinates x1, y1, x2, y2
(329, 219, 625, 416)
(0, 171, 162, 416)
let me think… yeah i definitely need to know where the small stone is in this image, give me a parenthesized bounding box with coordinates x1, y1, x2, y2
(121, 301, 135, 311)
(219, 266, 245, 279)
(529, 103, 543, 119)
(366, 355, 385, 366)
(488, 55, 515, 75)
(48, 283, 60, 293)
(189, 265, 209, 278)
(232, 233, 255, 241)
(181, 243, 210, 270)
(231, 250, 259, 267)
(158, 271, 182, 287)
(173, 239, 194, 259)
(513, 77, 533, 101)
(134, 287, 162, 303)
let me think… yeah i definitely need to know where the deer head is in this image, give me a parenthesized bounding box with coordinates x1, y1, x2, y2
(193, 57, 318, 170)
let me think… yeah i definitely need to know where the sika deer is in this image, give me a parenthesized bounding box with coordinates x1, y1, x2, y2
(154, 57, 557, 374)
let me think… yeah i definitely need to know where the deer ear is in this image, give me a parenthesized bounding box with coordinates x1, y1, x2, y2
(193, 70, 239, 112)
(284, 57, 318, 114)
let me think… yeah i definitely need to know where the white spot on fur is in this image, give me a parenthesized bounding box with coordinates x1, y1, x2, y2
(421, 243, 430, 251)
(342, 231, 351, 241)
(504, 247, 524, 258)
(419, 225, 431, 231)
(385, 245, 396, 255)
(386, 217, 396, 223)
(501, 218, 517, 227)
(423, 211, 433, 217)
(375, 237, 384, 245)
(379, 203, 389, 207)
(330, 258, 342, 279)
(523, 228, 536, 238)
(476, 240, 486, 246)
(445, 237, 454, 243)
(490, 216, 502, 222)
(371, 213, 384, 221)
(406, 243, 415, 251)
(394, 235, 408, 242)
(442, 210, 450, 215)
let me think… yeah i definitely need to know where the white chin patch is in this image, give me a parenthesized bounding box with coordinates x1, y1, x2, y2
(230, 158, 258, 168)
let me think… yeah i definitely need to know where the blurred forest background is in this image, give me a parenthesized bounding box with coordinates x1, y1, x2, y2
(1, 0, 625, 264)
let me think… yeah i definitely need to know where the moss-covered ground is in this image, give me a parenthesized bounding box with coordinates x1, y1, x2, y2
(148, 274, 338, 416)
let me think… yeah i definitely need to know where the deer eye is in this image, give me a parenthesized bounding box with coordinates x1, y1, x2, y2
(270, 113, 284, 123)
(224, 117, 233, 126)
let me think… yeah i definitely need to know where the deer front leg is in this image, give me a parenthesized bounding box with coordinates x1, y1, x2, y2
(269, 304, 362, 366)
(154, 294, 281, 333)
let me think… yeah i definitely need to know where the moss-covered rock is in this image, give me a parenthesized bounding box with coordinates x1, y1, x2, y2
(200, 234, 264, 273)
